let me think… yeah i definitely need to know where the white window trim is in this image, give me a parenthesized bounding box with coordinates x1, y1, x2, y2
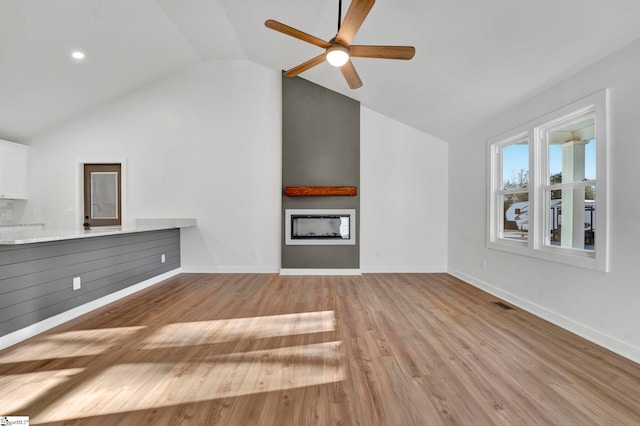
(487, 90, 609, 271)
(488, 131, 530, 250)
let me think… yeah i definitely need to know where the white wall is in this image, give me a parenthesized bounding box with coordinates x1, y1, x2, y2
(360, 107, 448, 272)
(23, 59, 449, 274)
(448, 39, 640, 363)
(25, 60, 283, 272)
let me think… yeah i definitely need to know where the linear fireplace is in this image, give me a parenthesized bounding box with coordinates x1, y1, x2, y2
(285, 209, 356, 245)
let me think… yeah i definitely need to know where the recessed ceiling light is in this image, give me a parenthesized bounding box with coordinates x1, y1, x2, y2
(71, 51, 86, 61)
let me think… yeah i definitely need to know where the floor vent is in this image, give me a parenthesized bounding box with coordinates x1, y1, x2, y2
(493, 301, 513, 310)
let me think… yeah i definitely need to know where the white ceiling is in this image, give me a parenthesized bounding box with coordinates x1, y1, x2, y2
(2, 0, 640, 143)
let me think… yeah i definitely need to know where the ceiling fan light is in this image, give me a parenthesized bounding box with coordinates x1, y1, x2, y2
(326, 45, 350, 67)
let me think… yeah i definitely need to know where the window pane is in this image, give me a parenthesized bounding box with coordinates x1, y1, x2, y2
(91, 172, 118, 219)
(548, 115, 596, 183)
(501, 140, 529, 190)
(546, 185, 595, 251)
(502, 192, 529, 241)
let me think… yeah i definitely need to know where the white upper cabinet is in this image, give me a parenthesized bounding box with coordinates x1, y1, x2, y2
(0, 139, 29, 199)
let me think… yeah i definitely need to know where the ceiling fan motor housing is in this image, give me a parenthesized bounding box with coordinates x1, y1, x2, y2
(326, 44, 350, 67)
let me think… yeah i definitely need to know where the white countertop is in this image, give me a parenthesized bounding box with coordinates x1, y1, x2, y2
(0, 223, 45, 228)
(0, 218, 196, 245)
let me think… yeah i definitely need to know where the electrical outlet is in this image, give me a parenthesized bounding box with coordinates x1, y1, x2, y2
(482, 259, 487, 270)
(161, 254, 166, 263)
(73, 276, 81, 290)
(251, 250, 257, 259)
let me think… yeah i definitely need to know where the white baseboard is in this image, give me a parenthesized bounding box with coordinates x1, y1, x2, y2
(0, 268, 182, 351)
(279, 268, 362, 276)
(360, 265, 447, 273)
(181, 266, 280, 274)
(448, 267, 640, 365)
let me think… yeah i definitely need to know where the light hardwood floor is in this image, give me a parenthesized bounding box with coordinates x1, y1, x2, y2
(1, 273, 639, 425)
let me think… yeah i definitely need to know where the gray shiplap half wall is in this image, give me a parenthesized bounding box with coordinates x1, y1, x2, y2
(0, 229, 179, 336)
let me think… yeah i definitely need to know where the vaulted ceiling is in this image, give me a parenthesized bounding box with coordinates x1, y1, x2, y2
(2, 0, 640, 142)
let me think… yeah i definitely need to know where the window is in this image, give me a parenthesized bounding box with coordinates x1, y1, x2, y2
(495, 133, 529, 243)
(488, 90, 608, 271)
(541, 112, 596, 252)
(83, 163, 122, 227)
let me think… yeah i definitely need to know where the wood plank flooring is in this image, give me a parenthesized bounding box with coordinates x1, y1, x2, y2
(1, 273, 639, 425)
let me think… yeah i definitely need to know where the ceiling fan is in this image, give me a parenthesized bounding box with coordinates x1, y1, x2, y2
(265, 0, 415, 89)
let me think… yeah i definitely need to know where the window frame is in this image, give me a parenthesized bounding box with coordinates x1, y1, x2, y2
(83, 163, 122, 227)
(489, 131, 531, 249)
(487, 90, 609, 271)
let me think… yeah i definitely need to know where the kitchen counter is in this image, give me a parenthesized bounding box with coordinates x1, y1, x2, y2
(0, 221, 188, 341)
(0, 223, 45, 228)
(0, 218, 196, 245)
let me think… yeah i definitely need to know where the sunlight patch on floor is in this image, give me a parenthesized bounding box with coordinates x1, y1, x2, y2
(0, 368, 84, 414)
(31, 341, 345, 424)
(0, 327, 145, 363)
(139, 310, 336, 349)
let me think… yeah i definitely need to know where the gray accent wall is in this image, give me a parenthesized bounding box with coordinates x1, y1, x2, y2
(282, 75, 360, 269)
(0, 229, 180, 336)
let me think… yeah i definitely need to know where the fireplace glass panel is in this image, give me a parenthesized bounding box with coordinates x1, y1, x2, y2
(285, 209, 356, 245)
(291, 215, 350, 240)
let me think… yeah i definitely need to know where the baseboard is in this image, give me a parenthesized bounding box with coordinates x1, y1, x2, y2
(279, 268, 362, 276)
(360, 265, 447, 273)
(0, 268, 182, 351)
(448, 267, 640, 365)
(180, 266, 280, 274)
(182, 266, 447, 274)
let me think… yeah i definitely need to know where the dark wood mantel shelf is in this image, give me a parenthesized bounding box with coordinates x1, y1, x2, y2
(284, 186, 358, 197)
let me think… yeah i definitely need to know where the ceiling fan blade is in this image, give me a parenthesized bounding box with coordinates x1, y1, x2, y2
(284, 53, 327, 77)
(335, 0, 375, 46)
(265, 20, 332, 49)
(340, 60, 363, 89)
(350, 45, 415, 60)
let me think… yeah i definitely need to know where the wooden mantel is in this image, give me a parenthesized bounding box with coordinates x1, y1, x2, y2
(284, 186, 358, 197)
